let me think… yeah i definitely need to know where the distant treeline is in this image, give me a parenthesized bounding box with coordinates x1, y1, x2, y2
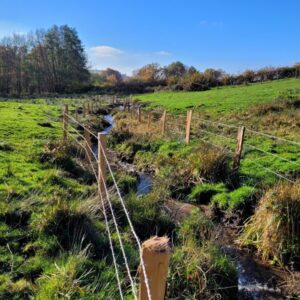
(93, 62, 300, 94)
(0, 25, 90, 96)
(1, 25, 299, 96)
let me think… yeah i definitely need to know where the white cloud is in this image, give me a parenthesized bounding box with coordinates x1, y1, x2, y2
(88, 45, 173, 75)
(90, 46, 124, 58)
(155, 50, 171, 56)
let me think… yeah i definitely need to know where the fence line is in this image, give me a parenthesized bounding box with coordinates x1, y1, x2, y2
(63, 108, 154, 300)
(126, 104, 299, 184)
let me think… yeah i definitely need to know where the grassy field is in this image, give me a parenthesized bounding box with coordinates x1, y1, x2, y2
(136, 78, 300, 115)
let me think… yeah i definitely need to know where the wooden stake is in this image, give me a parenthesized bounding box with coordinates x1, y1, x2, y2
(63, 104, 68, 143)
(83, 103, 86, 117)
(233, 126, 245, 170)
(84, 126, 92, 163)
(138, 106, 142, 123)
(161, 110, 166, 135)
(139, 236, 170, 300)
(75, 109, 78, 121)
(185, 110, 193, 144)
(97, 133, 107, 195)
(147, 112, 151, 130)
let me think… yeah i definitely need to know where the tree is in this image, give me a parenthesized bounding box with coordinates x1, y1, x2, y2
(242, 70, 255, 84)
(164, 61, 187, 78)
(134, 63, 161, 82)
(99, 68, 123, 83)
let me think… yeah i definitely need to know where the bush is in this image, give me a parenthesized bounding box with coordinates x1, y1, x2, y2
(239, 183, 300, 265)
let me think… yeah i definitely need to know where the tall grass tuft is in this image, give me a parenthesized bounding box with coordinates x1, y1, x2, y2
(239, 182, 300, 265)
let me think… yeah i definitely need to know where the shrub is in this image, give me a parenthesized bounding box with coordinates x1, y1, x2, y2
(239, 183, 300, 265)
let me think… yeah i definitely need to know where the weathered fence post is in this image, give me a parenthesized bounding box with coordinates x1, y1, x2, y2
(161, 110, 166, 135)
(84, 126, 92, 163)
(139, 236, 170, 300)
(185, 110, 193, 144)
(63, 104, 68, 143)
(233, 126, 245, 170)
(138, 106, 142, 123)
(83, 103, 86, 117)
(147, 112, 151, 130)
(98, 133, 107, 195)
(75, 109, 78, 121)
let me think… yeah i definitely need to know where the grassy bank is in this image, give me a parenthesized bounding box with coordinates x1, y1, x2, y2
(136, 78, 300, 115)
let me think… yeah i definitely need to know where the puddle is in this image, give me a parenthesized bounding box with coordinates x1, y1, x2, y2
(137, 173, 152, 196)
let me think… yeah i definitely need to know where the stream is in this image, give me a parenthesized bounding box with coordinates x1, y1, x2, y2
(100, 112, 284, 300)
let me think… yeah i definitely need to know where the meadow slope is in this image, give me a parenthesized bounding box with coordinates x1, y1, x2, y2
(136, 78, 300, 115)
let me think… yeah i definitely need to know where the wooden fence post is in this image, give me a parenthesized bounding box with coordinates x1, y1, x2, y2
(233, 126, 245, 170)
(161, 110, 166, 135)
(185, 110, 193, 144)
(84, 126, 92, 163)
(83, 103, 86, 117)
(138, 106, 142, 123)
(139, 236, 170, 300)
(147, 112, 151, 130)
(63, 104, 68, 143)
(97, 133, 107, 195)
(75, 109, 78, 121)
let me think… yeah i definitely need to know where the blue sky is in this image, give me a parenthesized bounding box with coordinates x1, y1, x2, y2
(0, 0, 299, 74)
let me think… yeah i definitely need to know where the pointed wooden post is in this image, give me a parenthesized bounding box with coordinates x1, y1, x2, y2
(84, 126, 92, 163)
(139, 236, 170, 300)
(233, 126, 245, 170)
(185, 110, 193, 144)
(98, 133, 107, 195)
(63, 104, 68, 143)
(161, 110, 166, 135)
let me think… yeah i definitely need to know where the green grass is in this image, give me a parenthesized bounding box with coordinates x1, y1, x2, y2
(136, 78, 300, 115)
(0, 102, 63, 199)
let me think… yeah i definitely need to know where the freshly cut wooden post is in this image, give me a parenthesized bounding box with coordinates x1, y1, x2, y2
(139, 236, 170, 300)
(185, 110, 193, 144)
(161, 110, 166, 135)
(63, 104, 68, 143)
(138, 106, 142, 123)
(98, 133, 107, 195)
(233, 126, 245, 170)
(84, 126, 92, 163)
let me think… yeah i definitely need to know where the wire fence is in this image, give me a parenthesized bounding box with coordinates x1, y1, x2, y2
(63, 108, 153, 300)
